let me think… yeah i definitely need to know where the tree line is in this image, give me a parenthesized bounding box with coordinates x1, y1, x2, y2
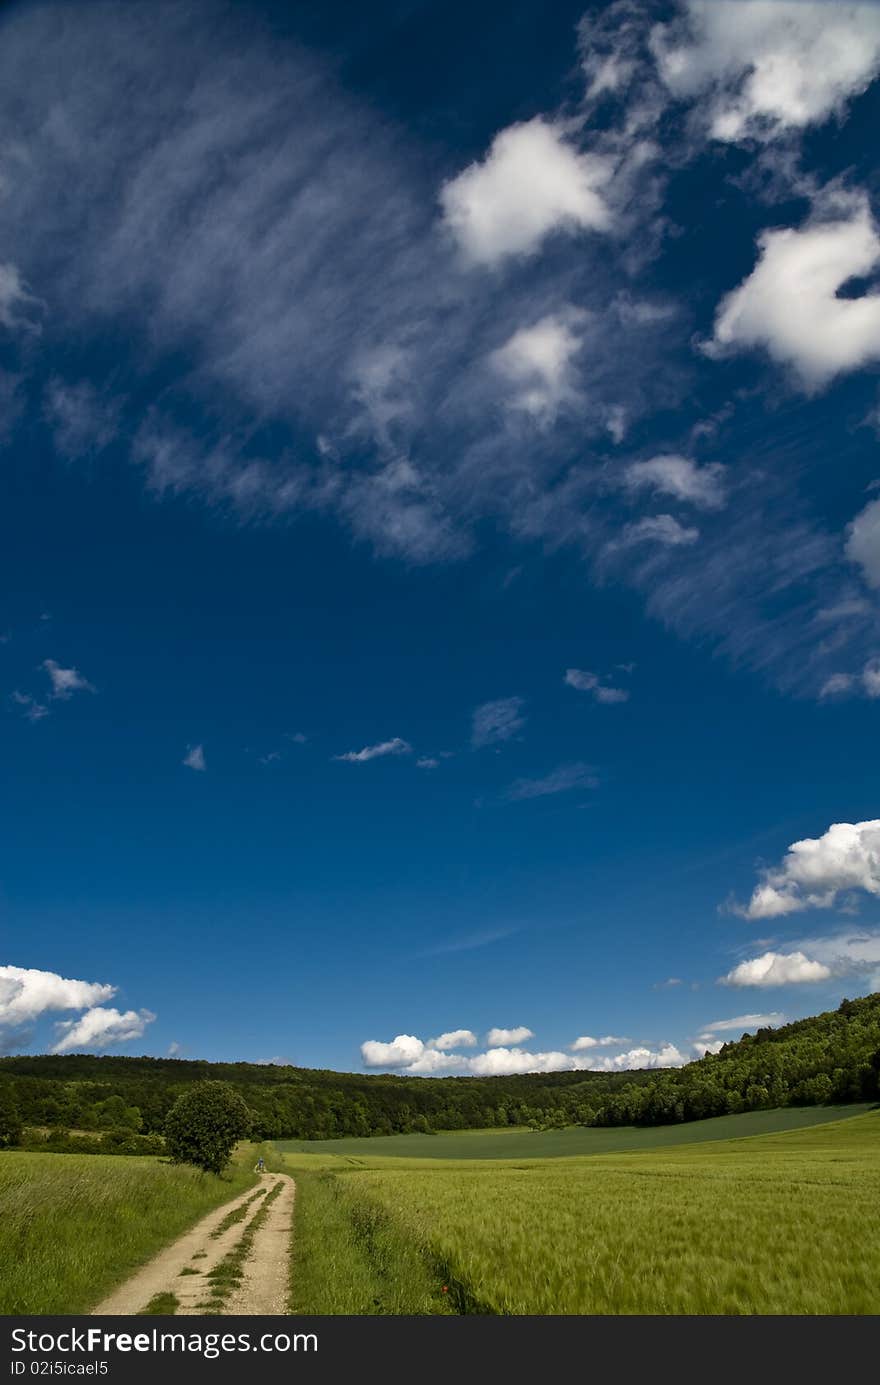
(0, 993, 877, 1148)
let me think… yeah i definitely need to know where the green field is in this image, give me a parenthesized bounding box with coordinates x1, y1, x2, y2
(0, 1149, 259, 1315)
(275, 1102, 871, 1161)
(282, 1109, 880, 1315)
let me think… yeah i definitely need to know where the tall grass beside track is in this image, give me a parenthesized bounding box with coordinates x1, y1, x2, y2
(0, 1147, 261, 1315)
(282, 1111, 880, 1316)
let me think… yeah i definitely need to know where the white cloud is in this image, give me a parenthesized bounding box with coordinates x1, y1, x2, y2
(42, 659, 95, 699)
(167, 1041, 182, 1056)
(720, 950, 832, 987)
(471, 697, 525, 749)
(485, 1026, 534, 1046)
(570, 1034, 629, 1051)
(652, 1, 880, 142)
(819, 672, 857, 699)
(695, 1040, 724, 1056)
(44, 378, 119, 457)
(622, 454, 726, 510)
(491, 311, 586, 421)
(700, 1011, 786, 1034)
(10, 691, 49, 723)
(334, 737, 412, 763)
(507, 762, 598, 801)
(846, 495, 880, 589)
(594, 1042, 688, 1071)
(564, 668, 629, 704)
(416, 757, 439, 769)
(0, 964, 115, 1027)
(427, 1029, 478, 1051)
(738, 819, 880, 918)
(466, 1046, 575, 1076)
(709, 205, 880, 389)
(183, 743, 206, 772)
(360, 1028, 685, 1076)
(820, 660, 880, 701)
(440, 117, 612, 265)
(0, 260, 41, 331)
(361, 1034, 426, 1068)
(615, 514, 700, 548)
(51, 1005, 155, 1054)
(787, 929, 880, 990)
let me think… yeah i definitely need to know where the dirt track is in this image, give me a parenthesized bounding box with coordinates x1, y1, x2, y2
(91, 1172, 296, 1316)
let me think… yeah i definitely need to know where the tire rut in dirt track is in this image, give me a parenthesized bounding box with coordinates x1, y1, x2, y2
(91, 1172, 296, 1317)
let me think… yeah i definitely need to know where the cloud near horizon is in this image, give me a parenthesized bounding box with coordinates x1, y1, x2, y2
(360, 1028, 686, 1075)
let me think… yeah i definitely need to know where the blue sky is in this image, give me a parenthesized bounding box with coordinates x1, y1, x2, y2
(1, 0, 879, 1075)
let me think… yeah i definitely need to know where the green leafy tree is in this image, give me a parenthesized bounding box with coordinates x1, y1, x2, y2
(0, 1082, 22, 1147)
(163, 1081, 252, 1173)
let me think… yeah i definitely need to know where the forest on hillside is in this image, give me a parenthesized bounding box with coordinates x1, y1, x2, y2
(1, 993, 878, 1148)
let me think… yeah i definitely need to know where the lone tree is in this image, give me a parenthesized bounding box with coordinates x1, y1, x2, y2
(164, 1081, 253, 1173)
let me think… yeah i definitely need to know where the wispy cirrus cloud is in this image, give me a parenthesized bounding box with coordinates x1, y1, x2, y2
(334, 737, 412, 763)
(564, 668, 630, 704)
(471, 697, 526, 749)
(507, 762, 598, 801)
(0, 0, 878, 701)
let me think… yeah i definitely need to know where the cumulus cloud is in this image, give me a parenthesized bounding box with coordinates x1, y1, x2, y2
(737, 819, 880, 918)
(485, 1026, 534, 1046)
(507, 762, 598, 801)
(652, 1, 880, 142)
(720, 950, 832, 987)
(570, 1034, 629, 1051)
(709, 204, 880, 389)
(52, 1005, 155, 1054)
(0, 965, 115, 1027)
(42, 659, 95, 699)
(471, 697, 525, 749)
(846, 495, 880, 589)
(360, 1027, 685, 1075)
(334, 737, 412, 763)
(183, 743, 206, 772)
(621, 454, 726, 510)
(427, 1029, 478, 1051)
(564, 668, 629, 704)
(465, 1046, 574, 1076)
(594, 1042, 688, 1071)
(786, 929, 880, 990)
(440, 117, 612, 265)
(491, 311, 586, 422)
(361, 1034, 426, 1068)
